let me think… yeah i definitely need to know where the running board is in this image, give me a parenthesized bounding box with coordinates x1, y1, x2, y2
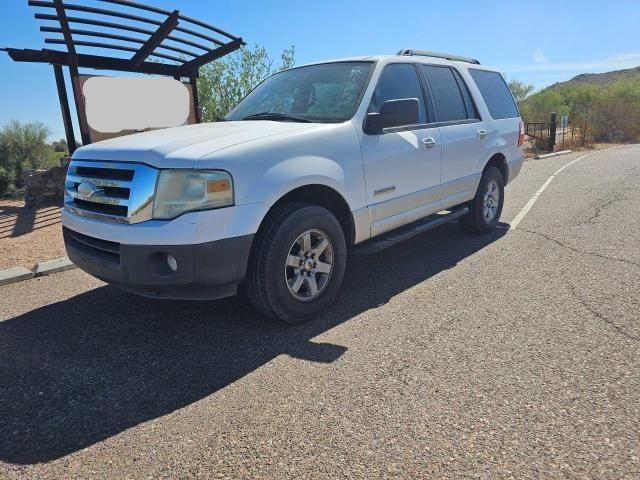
(352, 207, 468, 255)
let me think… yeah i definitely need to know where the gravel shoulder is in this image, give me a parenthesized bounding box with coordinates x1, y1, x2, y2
(0, 200, 65, 270)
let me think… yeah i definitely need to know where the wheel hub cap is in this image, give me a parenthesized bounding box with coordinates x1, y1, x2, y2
(285, 229, 334, 301)
(482, 180, 500, 222)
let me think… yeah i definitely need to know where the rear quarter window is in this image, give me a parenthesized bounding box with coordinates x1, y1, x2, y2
(468, 69, 519, 120)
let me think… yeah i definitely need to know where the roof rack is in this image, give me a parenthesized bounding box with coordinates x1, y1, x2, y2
(397, 49, 480, 65)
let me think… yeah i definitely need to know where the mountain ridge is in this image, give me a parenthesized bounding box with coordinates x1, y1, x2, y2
(548, 65, 640, 89)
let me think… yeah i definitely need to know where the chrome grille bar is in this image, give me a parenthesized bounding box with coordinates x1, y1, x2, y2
(65, 187, 129, 206)
(65, 173, 132, 189)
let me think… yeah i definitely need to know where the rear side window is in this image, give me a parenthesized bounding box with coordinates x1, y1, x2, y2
(368, 63, 427, 124)
(469, 69, 519, 119)
(421, 65, 471, 122)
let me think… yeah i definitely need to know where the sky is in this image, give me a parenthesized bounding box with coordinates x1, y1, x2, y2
(1, 0, 639, 141)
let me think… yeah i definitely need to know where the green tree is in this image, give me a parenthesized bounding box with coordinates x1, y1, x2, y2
(519, 88, 569, 123)
(197, 44, 295, 122)
(0, 120, 51, 193)
(508, 79, 535, 105)
(52, 138, 69, 153)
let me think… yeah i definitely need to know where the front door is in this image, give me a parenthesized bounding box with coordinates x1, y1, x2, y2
(360, 63, 442, 237)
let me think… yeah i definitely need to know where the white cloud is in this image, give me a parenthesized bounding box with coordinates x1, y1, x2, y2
(532, 49, 548, 64)
(500, 51, 640, 74)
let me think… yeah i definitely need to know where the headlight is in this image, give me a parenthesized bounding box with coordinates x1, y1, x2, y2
(153, 170, 234, 219)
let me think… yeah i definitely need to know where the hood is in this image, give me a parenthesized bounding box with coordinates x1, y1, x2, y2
(72, 121, 320, 168)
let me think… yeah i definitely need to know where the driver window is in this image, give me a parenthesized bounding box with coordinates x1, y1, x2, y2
(368, 64, 427, 124)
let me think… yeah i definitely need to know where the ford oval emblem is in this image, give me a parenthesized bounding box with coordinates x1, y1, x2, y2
(77, 181, 102, 198)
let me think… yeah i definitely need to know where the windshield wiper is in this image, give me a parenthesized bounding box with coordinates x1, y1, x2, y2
(241, 112, 312, 123)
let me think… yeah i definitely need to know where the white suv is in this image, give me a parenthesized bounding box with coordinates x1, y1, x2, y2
(62, 49, 524, 323)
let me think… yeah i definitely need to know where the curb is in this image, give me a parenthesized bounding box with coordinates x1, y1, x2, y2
(0, 257, 76, 287)
(33, 257, 76, 277)
(534, 149, 572, 159)
(0, 267, 34, 286)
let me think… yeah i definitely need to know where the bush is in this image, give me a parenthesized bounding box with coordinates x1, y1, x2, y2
(0, 120, 54, 195)
(0, 166, 12, 197)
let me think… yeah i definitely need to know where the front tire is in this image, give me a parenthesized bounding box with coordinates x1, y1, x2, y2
(245, 204, 347, 324)
(461, 166, 504, 233)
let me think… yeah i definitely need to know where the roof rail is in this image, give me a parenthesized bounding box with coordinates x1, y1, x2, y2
(397, 48, 480, 65)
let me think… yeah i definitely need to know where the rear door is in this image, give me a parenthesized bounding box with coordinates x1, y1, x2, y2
(420, 64, 485, 209)
(360, 63, 442, 236)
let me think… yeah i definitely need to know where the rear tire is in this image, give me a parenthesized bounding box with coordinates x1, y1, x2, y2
(461, 166, 504, 233)
(245, 204, 347, 324)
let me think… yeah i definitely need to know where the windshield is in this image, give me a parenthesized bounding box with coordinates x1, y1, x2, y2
(226, 62, 373, 123)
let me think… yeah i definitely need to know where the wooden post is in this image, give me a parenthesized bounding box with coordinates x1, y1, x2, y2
(53, 64, 77, 154)
(190, 71, 202, 123)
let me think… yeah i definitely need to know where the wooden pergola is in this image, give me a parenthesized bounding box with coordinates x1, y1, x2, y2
(2, 0, 244, 153)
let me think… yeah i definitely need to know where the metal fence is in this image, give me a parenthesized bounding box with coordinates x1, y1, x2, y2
(525, 112, 592, 152)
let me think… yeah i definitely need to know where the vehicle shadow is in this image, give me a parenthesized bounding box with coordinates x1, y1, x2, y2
(0, 222, 507, 464)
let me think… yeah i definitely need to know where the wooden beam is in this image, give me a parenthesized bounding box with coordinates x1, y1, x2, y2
(7, 48, 182, 76)
(178, 38, 243, 76)
(130, 10, 179, 69)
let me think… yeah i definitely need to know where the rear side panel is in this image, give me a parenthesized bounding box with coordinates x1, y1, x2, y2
(458, 65, 524, 184)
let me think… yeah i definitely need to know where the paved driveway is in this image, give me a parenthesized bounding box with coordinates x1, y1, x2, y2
(1, 146, 639, 479)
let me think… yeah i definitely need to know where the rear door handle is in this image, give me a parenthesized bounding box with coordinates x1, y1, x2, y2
(422, 137, 436, 149)
(477, 129, 488, 139)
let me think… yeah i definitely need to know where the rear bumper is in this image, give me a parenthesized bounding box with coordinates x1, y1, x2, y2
(507, 155, 524, 184)
(64, 226, 254, 300)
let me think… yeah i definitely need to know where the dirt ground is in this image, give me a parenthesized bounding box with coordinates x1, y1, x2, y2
(0, 200, 65, 270)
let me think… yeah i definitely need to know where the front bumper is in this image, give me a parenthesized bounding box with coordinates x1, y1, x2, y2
(64, 226, 254, 300)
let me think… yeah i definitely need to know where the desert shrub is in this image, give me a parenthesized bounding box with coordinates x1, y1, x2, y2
(0, 166, 13, 197)
(0, 120, 53, 195)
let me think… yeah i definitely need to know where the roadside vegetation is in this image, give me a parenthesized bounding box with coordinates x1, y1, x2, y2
(512, 77, 640, 143)
(0, 120, 68, 197)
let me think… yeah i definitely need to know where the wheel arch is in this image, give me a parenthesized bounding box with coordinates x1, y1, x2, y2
(482, 152, 509, 183)
(256, 184, 356, 246)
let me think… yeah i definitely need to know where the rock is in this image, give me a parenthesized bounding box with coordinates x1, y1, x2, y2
(22, 166, 68, 207)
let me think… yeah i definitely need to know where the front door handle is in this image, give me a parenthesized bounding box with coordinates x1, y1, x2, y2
(477, 129, 488, 139)
(422, 137, 436, 149)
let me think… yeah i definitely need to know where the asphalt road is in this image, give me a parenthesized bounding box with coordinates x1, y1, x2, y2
(1, 145, 639, 479)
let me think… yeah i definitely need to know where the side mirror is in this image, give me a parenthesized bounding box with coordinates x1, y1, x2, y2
(365, 98, 420, 133)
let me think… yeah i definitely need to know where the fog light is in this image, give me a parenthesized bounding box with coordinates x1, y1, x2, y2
(166, 254, 178, 272)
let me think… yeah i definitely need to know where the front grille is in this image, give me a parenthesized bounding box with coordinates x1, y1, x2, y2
(64, 160, 158, 224)
(63, 227, 120, 264)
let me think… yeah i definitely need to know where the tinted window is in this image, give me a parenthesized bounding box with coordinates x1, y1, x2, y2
(469, 69, 519, 119)
(422, 65, 468, 122)
(368, 63, 427, 124)
(226, 62, 373, 122)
